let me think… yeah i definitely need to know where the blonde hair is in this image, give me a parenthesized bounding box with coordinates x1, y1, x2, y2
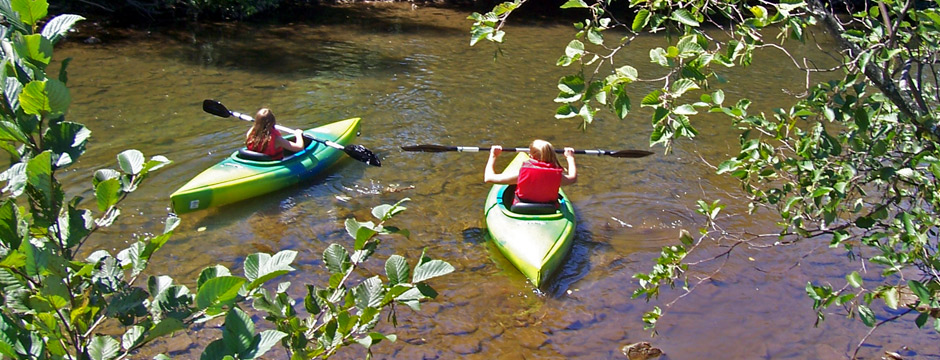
(247, 108, 276, 150)
(529, 139, 561, 168)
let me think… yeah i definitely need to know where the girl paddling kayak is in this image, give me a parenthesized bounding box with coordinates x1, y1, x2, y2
(484, 139, 577, 209)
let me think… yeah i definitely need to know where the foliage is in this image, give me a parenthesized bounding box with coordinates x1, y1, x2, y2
(0, 1, 453, 359)
(203, 198, 456, 360)
(470, 0, 940, 353)
(0, 1, 189, 358)
(55, 0, 286, 20)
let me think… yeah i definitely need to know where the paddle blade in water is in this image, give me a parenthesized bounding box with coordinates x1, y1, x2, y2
(203, 99, 232, 118)
(609, 149, 654, 158)
(345, 144, 381, 166)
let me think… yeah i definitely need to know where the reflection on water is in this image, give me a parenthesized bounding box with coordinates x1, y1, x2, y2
(55, 3, 939, 358)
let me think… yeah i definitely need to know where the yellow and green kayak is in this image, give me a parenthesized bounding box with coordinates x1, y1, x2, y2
(483, 152, 577, 287)
(170, 117, 361, 214)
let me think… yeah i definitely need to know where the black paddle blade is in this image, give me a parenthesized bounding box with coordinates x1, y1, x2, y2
(345, 144, 381, 166)
(400, 144, 454, 152)
(202, 99, 232, 118)
(609, 149, 655, 158)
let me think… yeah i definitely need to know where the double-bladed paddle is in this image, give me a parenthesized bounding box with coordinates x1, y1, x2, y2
(202, 99, 381, 166)
(400, 144, 654, 158)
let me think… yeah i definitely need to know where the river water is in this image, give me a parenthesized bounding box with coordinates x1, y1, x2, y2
(54, 3, 938, 359)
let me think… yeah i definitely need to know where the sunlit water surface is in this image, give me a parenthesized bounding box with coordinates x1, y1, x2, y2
(53, 3, 939, 359)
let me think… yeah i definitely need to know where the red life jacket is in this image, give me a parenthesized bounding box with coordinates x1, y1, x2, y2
(515, 159, 563, 204)
(247, 128, 284, 160)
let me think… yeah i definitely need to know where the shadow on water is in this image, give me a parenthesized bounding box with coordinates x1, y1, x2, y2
(461, 226, 487, 245)
(78, 5, 474, 81)
(542, 211, 606, 297)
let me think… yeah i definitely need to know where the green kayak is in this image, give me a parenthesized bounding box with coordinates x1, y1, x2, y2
(483, 152, 577, 287)
(170, 117, 361, 214)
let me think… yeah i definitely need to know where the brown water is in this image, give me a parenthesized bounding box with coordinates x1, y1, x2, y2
(55, 3, 938, 359)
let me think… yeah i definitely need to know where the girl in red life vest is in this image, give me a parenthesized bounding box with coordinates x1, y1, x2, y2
(484, 139, 577, 205)
(245, 108, 305, 160)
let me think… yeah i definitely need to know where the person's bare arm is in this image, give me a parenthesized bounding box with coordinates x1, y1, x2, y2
(484, 145, 518, 184)
(276, 129, 306, 152)
(561, 147, 577, 185)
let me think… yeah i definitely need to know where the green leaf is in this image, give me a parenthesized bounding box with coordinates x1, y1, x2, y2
(143, 318, 185, 343)
(243, 250, 296, 291)
(117, 150, 144, 175)
(372, 199, 408, 221)
(670, 79, 699, 97)
(18, 33, 53, 66)
(673, 104, 698, 115)
(671, 9, 700, 27)
(222, 308, 255, 354)
(560, 0, 589, 8)
(195, 276, 247, 310)
(241, 330, 287, 359)
(675, 35, 704, 57)
(26, 151, 56, 209)
(87, 335, 120, 360)
(323, 243, 350, 274)
(558, 74, 585, 95)
(11, 0, 48, 26)
(750, 5, 767, 19)
(0, 120, 28, 143)
(200, 339, 232, 360)
(712, 90, 725, 105)
(43, 121, 90, 168)
(116, 242, 147, 276)
(385, 255, 409, 286)
(632, 9, 650, 31)
(355, 333, 396, 350)
(641, 90, 663, 106)
(555, 104, 578, 119)
(882, 287, 899, 310)
(846, 271, 863, 288)
(649, 48, 669, 67)
(908, 280, 931, 303)
(198, 265, 232, 289)
(94, 178, 121, 212)
(0, 200, 21, 250)
(565, 40, 584, 58)
(40, 14, 84, 44)
(915, 312, 929, 328)
(354, 276, 385, 309)
(0, 1, 26, 33)
(412, 259, 455, 283)
(611, 84, 631, 119)
(148, 275, 174, 299)
(143, 155, 171, 174)
(586, 28, 603, 45)
(858, 304, 875, 327)
(345, 218, 378, 250)
(19, 79, 69, 117)
(120, 325, 145, 351)
(678, 229, 694, 246)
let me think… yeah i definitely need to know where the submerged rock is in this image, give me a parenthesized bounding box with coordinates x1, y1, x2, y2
(621, 342, 663, 360)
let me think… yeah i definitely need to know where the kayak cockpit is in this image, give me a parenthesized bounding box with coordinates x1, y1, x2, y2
(497, 185, 565, 218)
(231, 134, 320, 165)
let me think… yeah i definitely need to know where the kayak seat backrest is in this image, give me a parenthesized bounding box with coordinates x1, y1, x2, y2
(501, 185, 560, 215)
(510, 201, 559, 215)
(235, 136, 315, 163)
(237, 148, 275, 161)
